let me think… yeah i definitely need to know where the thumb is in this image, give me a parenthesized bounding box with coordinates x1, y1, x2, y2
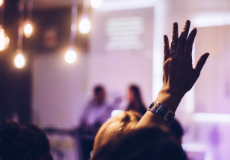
(194, 53, 209, 81)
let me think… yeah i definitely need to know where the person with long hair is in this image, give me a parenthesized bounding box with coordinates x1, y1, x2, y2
(126, 84, 147, 116)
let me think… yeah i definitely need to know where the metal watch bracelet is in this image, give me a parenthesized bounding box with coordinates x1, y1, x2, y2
(148, 102, 175, 124)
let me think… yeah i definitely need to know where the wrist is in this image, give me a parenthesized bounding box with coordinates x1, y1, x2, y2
(148, 102, 175, 124)
(155, 87, 184, 112)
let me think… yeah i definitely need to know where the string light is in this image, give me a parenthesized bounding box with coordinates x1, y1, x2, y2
(0, 28, 6, 50)
(24, 0, 33, 38)
(65, 48, 77, 64)
(0, 0, 10, 52)
(90, 0, 103, 8)
(65, 0, 78, 64)
(13, 0, 26, 69)
(14, 49, 26, 69)
(0, 26, 9, 51)
(79, 14, 91, 34)
(0, 0, 3, 7)
(24, 21, 33, 38)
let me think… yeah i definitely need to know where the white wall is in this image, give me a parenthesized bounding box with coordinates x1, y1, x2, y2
(32, 53, 88, 128)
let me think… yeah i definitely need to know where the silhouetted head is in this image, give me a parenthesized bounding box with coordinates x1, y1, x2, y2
(93, 85, 106, 104)
(168, 119, 184, 145)
(92, 111, 187, 160)
(0, 120, 52, 160)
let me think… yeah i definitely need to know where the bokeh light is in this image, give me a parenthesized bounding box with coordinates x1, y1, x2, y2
(65, 50, 77, 63)
(79, 16, 91, 34)
(24, 22, 33, 38)
(0, 27, 10, 51)
(90, 0, 103, 8)
(14, 50, 26, 69)
(0, 0, 3, 6)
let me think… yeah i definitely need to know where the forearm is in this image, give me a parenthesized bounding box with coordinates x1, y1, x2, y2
(135, 87, 184, 129)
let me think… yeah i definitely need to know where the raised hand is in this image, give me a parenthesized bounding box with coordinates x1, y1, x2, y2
(163, 20, 209, 96)
(155, 20, 209, 112)
(136, 20, 209, 128)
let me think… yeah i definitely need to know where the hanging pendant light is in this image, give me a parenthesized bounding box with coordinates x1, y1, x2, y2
(79, 14, 91, 34)
(0, 25, 10, 51)
(65, 47, 77, 64)
(24, 0, 33, 38)
(14, 49, 26, 69)
(24, 20, 33, 38)
(0, 0, 3, 7)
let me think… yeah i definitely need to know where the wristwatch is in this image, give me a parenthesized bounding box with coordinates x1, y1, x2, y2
(148, 102, 175, 124)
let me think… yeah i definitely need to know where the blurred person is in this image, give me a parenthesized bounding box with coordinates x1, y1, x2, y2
(79, 85, 113, 160)
(91, 20, 209, 160)
(0, 119, 52, 160)
(126, 84, 147, 116)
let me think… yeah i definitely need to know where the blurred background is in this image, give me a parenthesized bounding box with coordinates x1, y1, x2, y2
(0, 0, 230, 160)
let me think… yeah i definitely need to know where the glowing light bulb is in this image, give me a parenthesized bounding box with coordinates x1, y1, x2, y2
(0, 0, 3, 6)
(90, 0, 103, 8)
(24, 22, 33, 38)
(0, 27, 10, 51)
(79, 15, 91, 34)
(65, 50, 77, 63)
(0, 29, 5, 50)
(14, 50, 26, 69)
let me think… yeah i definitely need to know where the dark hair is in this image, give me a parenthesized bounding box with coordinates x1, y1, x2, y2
(118, 127, 187, 160)
(92, 111, 187, 160)
(94, 85, 104, 94)
(93, 126, 187, 160)
(0, 120, 51, 160)
(126, 85, 146, 115)
(169, 119, 184, 139)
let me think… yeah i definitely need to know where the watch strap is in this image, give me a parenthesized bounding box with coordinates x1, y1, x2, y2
(148, 102, 175, 124)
